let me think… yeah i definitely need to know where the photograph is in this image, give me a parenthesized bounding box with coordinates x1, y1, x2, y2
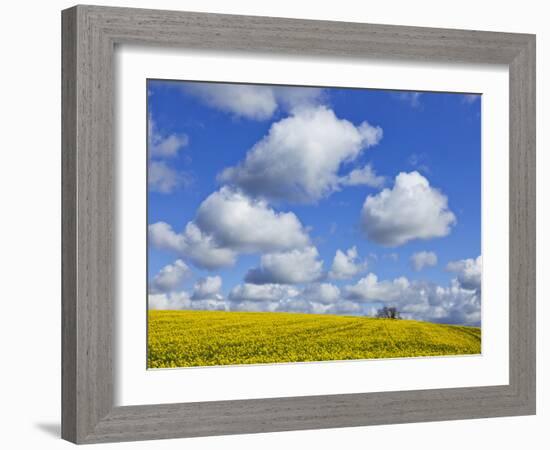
(146, 80, 482, 368)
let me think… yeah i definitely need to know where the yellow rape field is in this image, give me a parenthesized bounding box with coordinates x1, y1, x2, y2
(147, 310, 481, 368)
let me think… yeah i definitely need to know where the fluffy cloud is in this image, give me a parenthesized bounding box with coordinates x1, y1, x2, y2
(148, 290, 227, 311)
(328, 246, 365, 280)
(273, 86, 326, 112)
(149, 188, 311, 269)
(446, 255, 482, 291)
(399, 279, 480, 325)
(178, 222, 239, 269)
(325, 300, 365, 315)
(148, 161, 188, 194)
(149, 221, 184, 251)
(360, 171, 456, 246)
(228, 282, 343, 315)
(187, 83, 276, 120)
(149, 259, 191, 294)
(225, 273, 481, 325)
(220, 106, 383, 203)
(182, 83, 324, 120)
(148, 291, 191, 310)
(410, 251, 438, 271)
(343, 272, 480, 325)
(339, 164, 386, 188)
(301, 283, 341, 304)
(148, 275, 226, 310)
(149, 221, 237, 270)
(229, 283, 300, 304)
(229, 300, 279, 313)
(192, 275, 222, 300)
(148, 116, 189, 158)
(195, 187, 310, 252)
(344, 273, 410, 303)
(147, 117, 190, 194)
(148, 271, 480, 325)
(245, 247, 323, 284)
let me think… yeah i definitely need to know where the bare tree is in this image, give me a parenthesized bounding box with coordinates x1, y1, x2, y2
(376, 306, 401, 319)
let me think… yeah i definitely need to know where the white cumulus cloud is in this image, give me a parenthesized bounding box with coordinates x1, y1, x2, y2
(326, 300, 364, 315)
(229, 283, 300, 304)
(148, 221, 237, 270)
(301, 283, 341, 304)
(228, 282, 342, 314)
(220, 106, 383, 203)
(219, 268, 481, 325)
(148, 116, 189, 158)
(398, 279, 480, 325)
(147, 116, 190, 194)
(182, 83, 324, 120)
(410, 251, 438, 271)
(342, 272, 480, 325)
(245, 247, 324, 285)
(148, 161, 188, 194)
(192, 276, 223, 300)
(446, 255, 482, 291)
(148, 291, 192, 310)
(360, 171, 456, 246)
(344, 273, 410, 303)
(339, 164, 386, 188)
(195, 187, 310, 252)
(148, 290, 227, 311)
(149, 259, 191, 293)
(149, 188, 311, 269)
(328, 246, 366, 280)
(272, 86, 326, 112)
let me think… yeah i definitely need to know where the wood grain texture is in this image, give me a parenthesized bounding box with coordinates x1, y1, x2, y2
(508, 36, 536, 408)
(62, 5, 114, 442)
(61, 7, 77, 443)
(61, 4, 536, 444)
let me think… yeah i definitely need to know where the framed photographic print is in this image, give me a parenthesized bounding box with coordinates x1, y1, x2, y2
(62, 5, 536, 444)
(146, 79, 483, 369)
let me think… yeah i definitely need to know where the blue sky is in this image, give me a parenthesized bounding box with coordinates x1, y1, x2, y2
(147, 80, 481, 325)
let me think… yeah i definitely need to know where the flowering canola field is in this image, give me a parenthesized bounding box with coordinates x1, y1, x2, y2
(147, 310, 481, 368)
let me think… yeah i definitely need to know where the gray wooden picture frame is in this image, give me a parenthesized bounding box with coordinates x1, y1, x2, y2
(61, 4, 536, 444)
